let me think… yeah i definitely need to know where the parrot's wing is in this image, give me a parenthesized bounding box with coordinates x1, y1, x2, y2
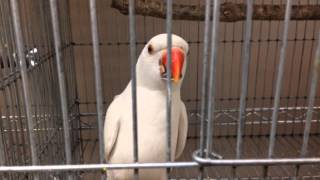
(104, 97, 121, 161)
(175, 102, 188, 159)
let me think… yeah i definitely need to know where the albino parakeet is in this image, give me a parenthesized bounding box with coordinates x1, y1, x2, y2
(104, 33, 189, 180)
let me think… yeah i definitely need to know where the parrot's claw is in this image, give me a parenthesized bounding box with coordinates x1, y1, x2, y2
(208, 152, 223, 159)
(193, 149, 224, 160)
(101, 167, 107, 174)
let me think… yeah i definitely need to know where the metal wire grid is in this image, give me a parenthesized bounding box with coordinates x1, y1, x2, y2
(0, 0, 80, 179)
(0, 0, 319, 180)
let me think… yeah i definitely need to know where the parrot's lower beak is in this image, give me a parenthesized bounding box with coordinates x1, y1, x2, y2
(160, 47, 184, 83)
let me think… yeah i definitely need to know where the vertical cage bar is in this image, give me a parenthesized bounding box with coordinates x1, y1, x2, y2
(89, 0, 105, 167)
(0, 108, 6, 180)
(0, 3, 11, 175)
(128, 0, 139, 179)
(199, 0, 211, 157)
(0, 114, 5, 166)
(10, 0, 38, 166)
(206, 0, 220, 158)
(236, 0, 253, 159)
(268, 0, 292, 158)
(166, 0, 173, 179)
(0, 92, 13, 168)
(0, 108, 7, 180)
(13, 82, 27, 165)
(49, 0, 72, 179)
(198, 0, 211, 179)
(0, 2, 15, 169)
(10, 0, 39, 179)
(165, 0, 172, 161)
(300, 31, 320, 157)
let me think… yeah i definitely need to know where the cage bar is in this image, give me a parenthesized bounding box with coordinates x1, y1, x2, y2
(199, 0, 211, 157)
(166, 0, 173, 179)
(268, 0, 293, 159)
(206, 0, 220, 158)
(49, 0, 72, 179)
(88, 0, 105, 180)
(10, 0, 40, 179)
(300, 31, 320, 157)
(236, 0, 253, 159)
(0, 157, 319, 172)
(10, 0, 38, 167)
(198, 0, 211, 178)
(128, 0, 139, 179)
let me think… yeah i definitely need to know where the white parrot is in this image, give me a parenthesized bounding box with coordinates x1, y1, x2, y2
(104, 33, 189, 180)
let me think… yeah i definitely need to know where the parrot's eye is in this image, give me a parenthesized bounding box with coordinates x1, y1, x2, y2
(147, 44, 154, 54)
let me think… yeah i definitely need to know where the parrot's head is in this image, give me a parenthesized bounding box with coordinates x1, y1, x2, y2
(136, 33, 189, 90)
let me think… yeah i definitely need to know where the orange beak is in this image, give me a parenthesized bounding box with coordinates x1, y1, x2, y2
(160, 47, 184, 82)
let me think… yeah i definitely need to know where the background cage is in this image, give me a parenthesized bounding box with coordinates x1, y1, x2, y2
(0, 0, 319, 179)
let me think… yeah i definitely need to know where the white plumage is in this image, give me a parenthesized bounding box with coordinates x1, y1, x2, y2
(104, 34, 189, 180)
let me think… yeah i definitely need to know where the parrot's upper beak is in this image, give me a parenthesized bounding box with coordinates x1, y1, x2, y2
(160, 47, 184, 83)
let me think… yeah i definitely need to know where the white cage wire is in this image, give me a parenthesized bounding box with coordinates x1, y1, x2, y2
(0, 0, 319, 180)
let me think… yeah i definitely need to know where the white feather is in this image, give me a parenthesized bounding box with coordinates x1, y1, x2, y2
(104, 34, 189, 180)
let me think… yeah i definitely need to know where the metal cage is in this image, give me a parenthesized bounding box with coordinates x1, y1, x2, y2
(0, 0, 319, 179)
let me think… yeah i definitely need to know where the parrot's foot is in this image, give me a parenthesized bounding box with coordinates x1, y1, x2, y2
(101, 167, 107, 174)
(192, 149, 223, 162)
(208, 151, 223, 159)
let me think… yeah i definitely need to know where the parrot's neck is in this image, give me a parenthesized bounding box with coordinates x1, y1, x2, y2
(124, 81, 181, 99)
